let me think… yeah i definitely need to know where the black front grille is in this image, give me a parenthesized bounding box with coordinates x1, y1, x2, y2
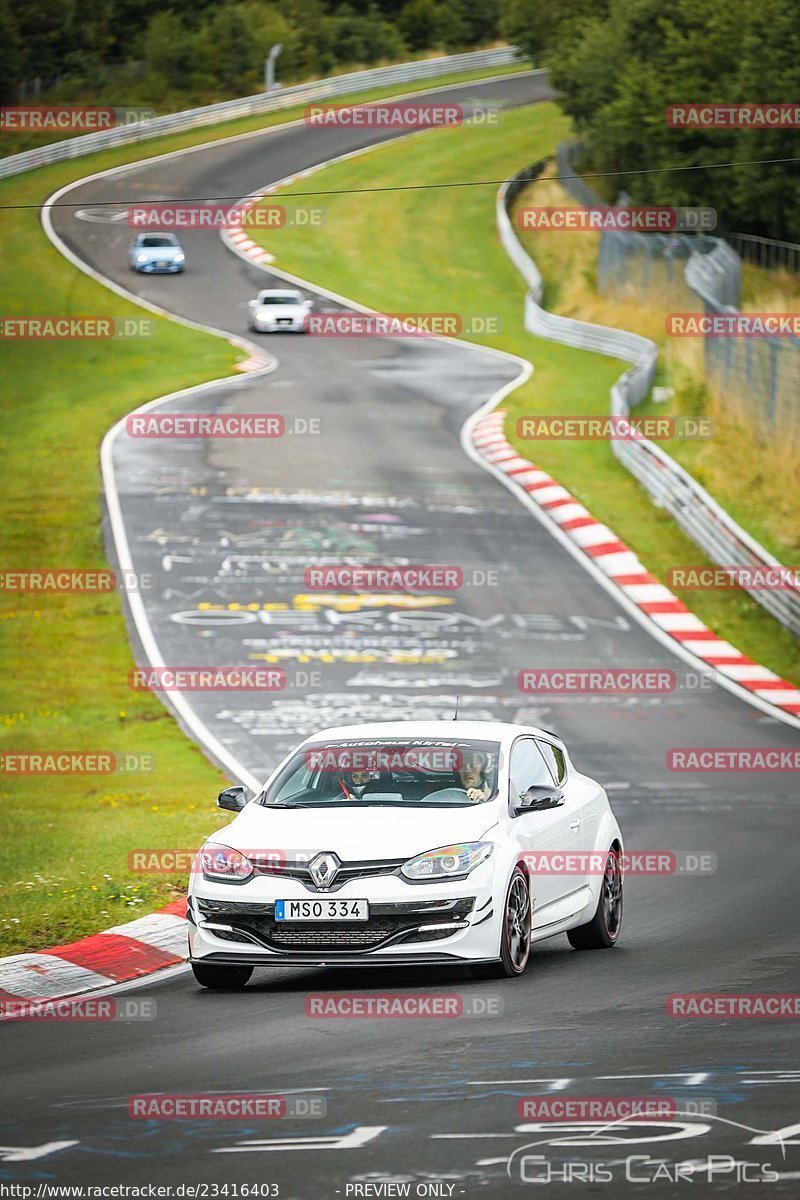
(270, 921, 398, 948)
(198, 897, 475, 953)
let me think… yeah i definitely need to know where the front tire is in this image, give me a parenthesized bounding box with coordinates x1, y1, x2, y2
(191, 962, 253, 990)
(470, 868, 531, 979)
(567, 848, 623, 949)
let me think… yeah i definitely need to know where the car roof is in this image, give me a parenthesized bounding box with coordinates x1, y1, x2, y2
(298, 720, 564, 748)
(258, 289, 301, 296)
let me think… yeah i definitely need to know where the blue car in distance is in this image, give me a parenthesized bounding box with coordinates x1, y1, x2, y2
(128, 232, 185, 273)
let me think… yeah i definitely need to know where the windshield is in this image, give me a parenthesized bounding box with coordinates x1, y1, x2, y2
(258, 293, 302, 305)
(141, 236, 177, 248)
(260, 739, 501, 808)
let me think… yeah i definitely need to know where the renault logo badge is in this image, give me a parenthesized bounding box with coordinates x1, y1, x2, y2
(308, 852, 340, 890)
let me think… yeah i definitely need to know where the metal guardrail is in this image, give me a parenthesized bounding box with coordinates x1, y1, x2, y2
(727, 232, 800, 276)
(0, 47, 523, 180)
(556, 142, 799, 447)
(497, 161, 800, 639)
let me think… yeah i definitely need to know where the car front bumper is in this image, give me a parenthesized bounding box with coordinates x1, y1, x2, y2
(188, 868, 501, 966)
(251, 318, 306, 332)
(134, 260, 183, 273)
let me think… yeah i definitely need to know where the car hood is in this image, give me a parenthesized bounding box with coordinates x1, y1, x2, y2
(212, 801, 499, 861)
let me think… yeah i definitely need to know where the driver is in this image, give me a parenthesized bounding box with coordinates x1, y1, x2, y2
(338, 768, 380, 799)
(458, 750, 491, 803)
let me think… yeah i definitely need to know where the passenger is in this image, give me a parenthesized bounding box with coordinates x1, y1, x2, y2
(458, 750, 491, 803)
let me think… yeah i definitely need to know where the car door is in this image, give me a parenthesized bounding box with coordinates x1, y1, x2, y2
(540, 735, 604, 842)
(508, 737, 576, 929)
(535, 737, 602, 911)
(536, 738, 596, 848)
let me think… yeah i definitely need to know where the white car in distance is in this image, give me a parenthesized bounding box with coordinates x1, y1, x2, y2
(247, 288, 312, 333)
(188, 720, 624, 990)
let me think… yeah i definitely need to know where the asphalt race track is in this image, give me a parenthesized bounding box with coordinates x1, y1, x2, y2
(4, 72, 800, 1195)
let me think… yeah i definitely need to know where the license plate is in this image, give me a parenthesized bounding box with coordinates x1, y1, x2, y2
(157, 261, 168, 268)
(275, 899, 369, 922)
(277, 317, 293, 325)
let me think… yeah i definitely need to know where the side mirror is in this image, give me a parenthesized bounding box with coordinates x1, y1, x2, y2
(217, 785, 248, 812)
(247, 298, 259, 308)
(303, 299, 313, 309)
(514, 784, 564, 815)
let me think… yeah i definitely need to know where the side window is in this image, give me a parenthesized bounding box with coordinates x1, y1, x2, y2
(509, 738, 554, 806)
(537, 740, 566, 784)
(271, 760, 314, 803)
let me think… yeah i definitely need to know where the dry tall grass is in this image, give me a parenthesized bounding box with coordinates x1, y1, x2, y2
(516, 172, 800, 562)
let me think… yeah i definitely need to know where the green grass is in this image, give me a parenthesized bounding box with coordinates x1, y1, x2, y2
(0, 181, 236, 956)
(247, 101, 800, 688)
(0, 63, 533, 956)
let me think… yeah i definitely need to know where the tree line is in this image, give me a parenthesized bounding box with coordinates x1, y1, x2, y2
(505, 0, 800, 241)
(0, 0, 501, 107)
(4, 0, 796, 242)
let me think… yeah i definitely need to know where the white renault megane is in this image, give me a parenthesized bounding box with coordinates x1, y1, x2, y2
(188, 721, 624, 989)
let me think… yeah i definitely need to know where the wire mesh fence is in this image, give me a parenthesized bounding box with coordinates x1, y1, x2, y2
(499, 159, 800, 637)
(556, 142, 799, 448)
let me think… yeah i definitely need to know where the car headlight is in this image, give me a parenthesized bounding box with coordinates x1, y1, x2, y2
(197, 841, 253, 881)
(136, 253, 148, 263)
(173, 252, 185, 263)
(401, 842, 493, 882)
